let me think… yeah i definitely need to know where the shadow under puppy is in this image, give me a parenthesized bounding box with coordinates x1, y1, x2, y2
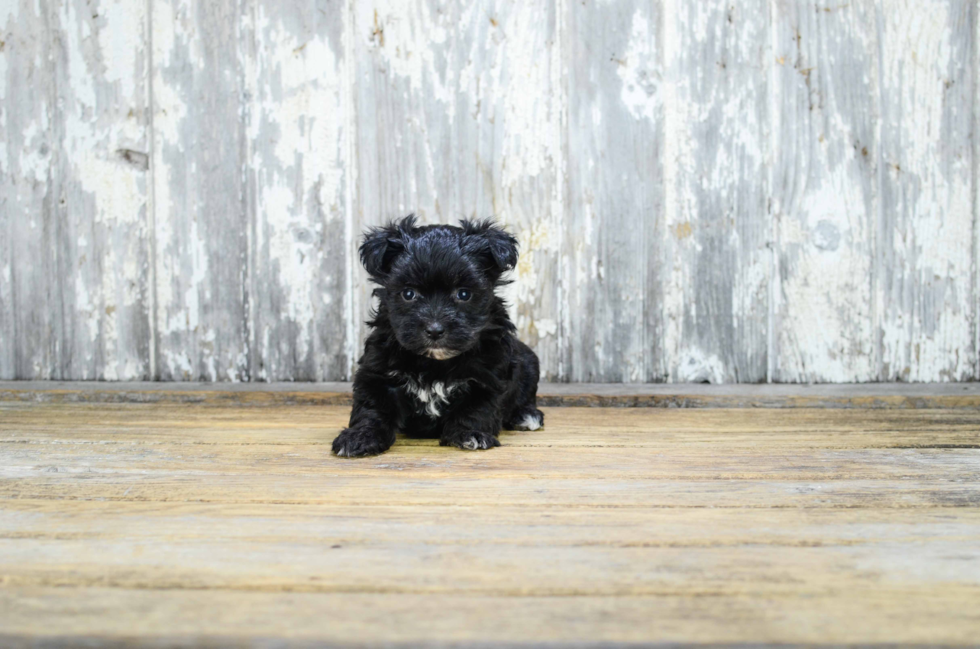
(333, 215, 544, 457)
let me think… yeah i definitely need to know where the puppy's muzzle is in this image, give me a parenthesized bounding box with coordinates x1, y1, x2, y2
(424, 322, 445, 341)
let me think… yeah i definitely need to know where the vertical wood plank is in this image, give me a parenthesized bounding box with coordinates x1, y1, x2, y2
(974, 0, 979, 382)
(59, 0, 152, 380)
(0, 0, 58, 378)
(564, 0, 664, 382)
(245, 0, 349, 381)
(352, 0, 459, 225)
(352, 0, 560, 376)
(663, 0, 771, 383)
(0, 0, 151, 380)
(351, 0, 459, 359)
(770, 0, 878, 382)
(0, 31, 9, 377)
(454, 0, 561, 379)
(151, 0, 250, 381)
(877, 0, 977, 381)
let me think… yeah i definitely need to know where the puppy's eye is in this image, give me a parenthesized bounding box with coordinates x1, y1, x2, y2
(455, 288, 472, 302)
(400, 288, 417, 301)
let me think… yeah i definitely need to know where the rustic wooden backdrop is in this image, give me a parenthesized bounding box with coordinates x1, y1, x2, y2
(1, 0, 977, 383)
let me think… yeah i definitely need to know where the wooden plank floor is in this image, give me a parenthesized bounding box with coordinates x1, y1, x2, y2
(2, 402, 980, 646)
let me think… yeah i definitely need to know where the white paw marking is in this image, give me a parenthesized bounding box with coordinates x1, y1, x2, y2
(462, 437, 480, 450)
(517, 414, 542, 431)
(335, 446, 347, 457)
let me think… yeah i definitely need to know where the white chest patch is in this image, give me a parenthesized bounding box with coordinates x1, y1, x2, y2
(400, 376, 460, 418)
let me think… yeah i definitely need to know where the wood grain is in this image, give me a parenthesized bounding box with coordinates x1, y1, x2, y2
(0, 0, 58, 379)
(2, 586, 979, 646)
(0, 0, 152, 380)
(458, 0, 562, 379)
(563, 0, 663, 382)
(771, 0, 878, 382)
(3, 1, 980, 383)
(877, 0, 977, 381)
(58, 0, 153, 381)
(663, 0, 770, 383)
(245, 0, 350, 381)
(1, 402, 980, 644)
(3, 506, 980, 596)
(151, 0, 250, 381)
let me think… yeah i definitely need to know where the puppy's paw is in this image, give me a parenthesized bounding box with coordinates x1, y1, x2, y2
(332, 425, 393, 458)
(441, 429, 501, 451)
(506, 408, 545, 431)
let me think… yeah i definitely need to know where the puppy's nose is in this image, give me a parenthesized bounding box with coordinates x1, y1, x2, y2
(424, 322, 445, 341)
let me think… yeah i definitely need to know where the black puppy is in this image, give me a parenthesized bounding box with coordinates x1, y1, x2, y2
(332, 215, 544, 457)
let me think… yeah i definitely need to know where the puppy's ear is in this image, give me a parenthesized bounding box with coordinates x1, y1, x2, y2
(360, 214, 417, 279)
(461, 219, 518, 280)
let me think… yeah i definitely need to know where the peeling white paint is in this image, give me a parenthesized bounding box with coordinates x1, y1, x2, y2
(15, 121, 49, 182)
(46, 0, 152, 379)
(95, 0, 145, 102)
(769, 0, 881, 383)
(247, 1, 348, 380)
(617, 9, 660, 122)
(453, 0, 561, 378)
(662, 0, 770, 382)
(363, 2, 455, 111)
(676, 348, 725, 384)
(3, 0, 977, 383)
(878, 0, 976, 381)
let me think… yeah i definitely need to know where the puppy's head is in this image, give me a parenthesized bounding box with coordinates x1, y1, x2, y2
(360, 215, 518, 360)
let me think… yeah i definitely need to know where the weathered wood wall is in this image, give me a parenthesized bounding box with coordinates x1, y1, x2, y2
(1, 0, 977, 383)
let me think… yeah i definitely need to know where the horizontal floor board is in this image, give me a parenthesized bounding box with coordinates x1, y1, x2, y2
(3, 404, 980, 437)
(3, 476, 978, 509)
(2, 587, 979, 645)
(4, 501, 978, 545)
(2, 540, 978, 596)
(3, 443, 980, 481)
(1, 506, 979, 597)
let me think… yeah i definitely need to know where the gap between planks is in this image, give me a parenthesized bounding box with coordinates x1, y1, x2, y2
(2, 381, 980, 408)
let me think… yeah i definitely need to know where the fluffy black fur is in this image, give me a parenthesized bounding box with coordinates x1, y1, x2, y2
(333, 215, 544, 457)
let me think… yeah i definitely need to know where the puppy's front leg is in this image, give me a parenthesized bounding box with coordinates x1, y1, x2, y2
(441, 388, 502, 451)
(333, 378, 397, 458)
